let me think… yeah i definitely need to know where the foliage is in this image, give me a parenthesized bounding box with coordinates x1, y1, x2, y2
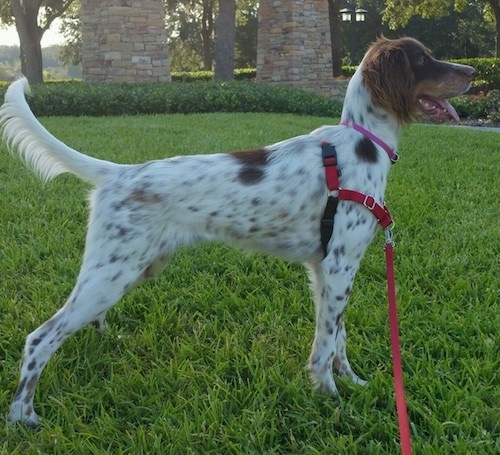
(171, 68, 255, 81)
(0, 44, 81, 80)
(50, 56, 500, 86)
(166, 0, 258, 71)
(0, 0, 76, 83)
(400, 3, 496, 58)
(382, 0, 481, 29)
(0, 80, 343, 117)
(451, 58, 500, 88)
(381, 0, 499, 57)
(59, 0, 81, 66)
(1, 76, 498, 121)
(0, 114, 498, 454)
(452, 90, 500, 122)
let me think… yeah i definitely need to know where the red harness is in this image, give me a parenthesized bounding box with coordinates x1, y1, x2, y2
(320, 142, 393, 257)
(320, 141, 413, 455)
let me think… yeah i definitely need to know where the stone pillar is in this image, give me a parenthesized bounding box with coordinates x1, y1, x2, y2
(81, 0, 171, 83)
(256, 0, 334, 96)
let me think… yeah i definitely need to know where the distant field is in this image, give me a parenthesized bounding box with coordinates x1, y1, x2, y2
(0, 114, 498, 454)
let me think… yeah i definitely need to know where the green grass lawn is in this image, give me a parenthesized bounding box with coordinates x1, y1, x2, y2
(0, 114, 498, 454)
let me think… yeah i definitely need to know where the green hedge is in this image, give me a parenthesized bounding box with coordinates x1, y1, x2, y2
(0, 81, 343, 118)
(171, 59, 499, 86)
(172, 68, 256, 82)
(451, 58, 499, 88)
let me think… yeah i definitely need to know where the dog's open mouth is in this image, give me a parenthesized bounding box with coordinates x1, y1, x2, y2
(418, 96, 460, 122)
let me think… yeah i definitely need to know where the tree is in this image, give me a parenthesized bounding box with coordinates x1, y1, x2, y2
(382, 0, 500, 57)
(0, 0, 75, 83)
(166, 0, 257, 71)
(59, 0, 81, 66)
(234, 1, 257, 68)
(166, 0, 216, 71)
(214, 0, 235, 80)
(327, 0, 343, 77)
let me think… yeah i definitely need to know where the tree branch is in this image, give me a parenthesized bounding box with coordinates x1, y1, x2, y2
(42, 0, 76, 32)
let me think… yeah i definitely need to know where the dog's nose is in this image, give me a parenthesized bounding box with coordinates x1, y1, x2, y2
(464, 66, 476, 80)
(452, 63, 475, 80)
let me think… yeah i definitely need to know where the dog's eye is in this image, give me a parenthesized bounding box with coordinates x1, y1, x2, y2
(417, 55, 429, 65)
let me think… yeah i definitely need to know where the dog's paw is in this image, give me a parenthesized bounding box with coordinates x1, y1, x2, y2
(8, 405, 41, 429)
(351, 375, 368, 387)
(308, 369, 339, 396)
(90, 313, 107, 333)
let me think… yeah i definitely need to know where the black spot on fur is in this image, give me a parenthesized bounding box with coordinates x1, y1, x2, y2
(13, 377, 27, 400)
(109, 225, 132, 239)
(311, 356, 321, 366)
(31, 335, 44, 347)
(355, 137, 378, 163)
(24, 375, 38, 403)
(333, 245, 345, 257)
(111, 271, 123, 282)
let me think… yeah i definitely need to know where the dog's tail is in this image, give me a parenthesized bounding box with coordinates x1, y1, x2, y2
(0, 77, 125, 185)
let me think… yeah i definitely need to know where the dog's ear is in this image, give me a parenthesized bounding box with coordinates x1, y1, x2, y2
(362, 38, 415, 124)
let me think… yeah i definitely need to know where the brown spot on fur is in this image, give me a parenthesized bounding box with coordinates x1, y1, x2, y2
(230, 149, 268, 166)
(130, 189, 162, 204)
(231, 149, 268, 185)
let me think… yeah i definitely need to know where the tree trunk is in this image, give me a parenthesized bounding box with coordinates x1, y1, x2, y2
(11, 0, 44, 84)
(201, 0, 215, 70)
(327, 0, 343, 77)
(490, 0, 500, 57)
(214, 0, 236, 80)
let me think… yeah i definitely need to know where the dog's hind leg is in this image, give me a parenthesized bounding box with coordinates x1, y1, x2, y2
(8, 224, 175, 427)
(88, 253, 171, 333)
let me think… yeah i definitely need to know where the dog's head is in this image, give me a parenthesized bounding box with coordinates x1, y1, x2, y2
(361, 37, 475, 124)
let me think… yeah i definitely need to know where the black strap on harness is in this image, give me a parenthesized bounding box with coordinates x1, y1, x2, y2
(320, 142, 340, 257)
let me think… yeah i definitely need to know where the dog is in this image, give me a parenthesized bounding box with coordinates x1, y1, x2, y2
(0, 37, 474, 427)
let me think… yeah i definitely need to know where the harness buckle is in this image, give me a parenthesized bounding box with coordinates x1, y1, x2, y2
(384, 227, 394, 244)
(363, 195, 376, 210)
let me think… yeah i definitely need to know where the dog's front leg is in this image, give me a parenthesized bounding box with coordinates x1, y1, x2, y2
(306, 252, 365, 394)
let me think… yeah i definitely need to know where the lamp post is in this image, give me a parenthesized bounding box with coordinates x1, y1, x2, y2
(339, 5, 367, 64)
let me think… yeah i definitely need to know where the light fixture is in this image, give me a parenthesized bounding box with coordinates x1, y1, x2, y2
(355, 8, 367, 22)
(339, 7, 353, 22)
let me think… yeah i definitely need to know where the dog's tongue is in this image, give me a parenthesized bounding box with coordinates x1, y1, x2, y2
(419, 96, 460, 122)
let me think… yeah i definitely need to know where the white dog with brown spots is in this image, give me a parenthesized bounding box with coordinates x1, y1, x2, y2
(0, 37, 474, 427)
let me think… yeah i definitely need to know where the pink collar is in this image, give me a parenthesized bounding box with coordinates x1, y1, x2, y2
(340, 120, 399, 164)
